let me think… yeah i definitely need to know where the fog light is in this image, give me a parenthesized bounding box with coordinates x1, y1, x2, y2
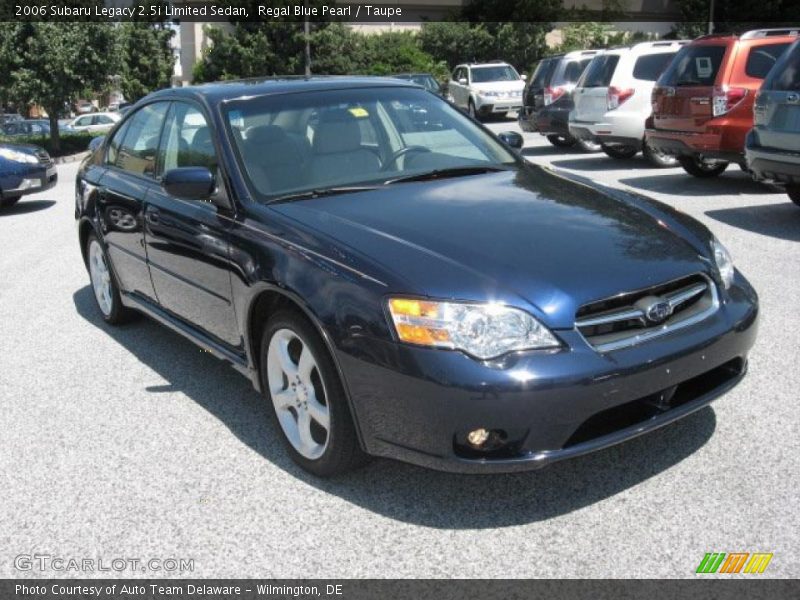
(467, 428, 491, 448)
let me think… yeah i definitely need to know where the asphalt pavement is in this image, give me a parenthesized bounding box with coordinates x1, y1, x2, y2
(0, 125, 798, 578)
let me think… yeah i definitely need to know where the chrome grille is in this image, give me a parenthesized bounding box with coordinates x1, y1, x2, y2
(576, 274, 718, 352)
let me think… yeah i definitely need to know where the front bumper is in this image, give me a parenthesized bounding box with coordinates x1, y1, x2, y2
(2, 162, 57, 197)
(338, 275, 758, 473)
(745, 131, 800, 184)
(476, 97, 523, 115)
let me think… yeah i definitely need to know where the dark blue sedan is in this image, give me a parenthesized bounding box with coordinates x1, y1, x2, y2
(75, 78, 758, 476)
(0, 142, 57, 208)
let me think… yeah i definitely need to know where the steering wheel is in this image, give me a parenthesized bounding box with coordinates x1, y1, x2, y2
(381, 146, 431, 172)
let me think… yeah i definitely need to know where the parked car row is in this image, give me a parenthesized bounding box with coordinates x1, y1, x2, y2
(514, 28, 800, 207)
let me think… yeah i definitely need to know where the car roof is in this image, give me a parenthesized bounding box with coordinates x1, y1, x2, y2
(144, 76, 417, 106)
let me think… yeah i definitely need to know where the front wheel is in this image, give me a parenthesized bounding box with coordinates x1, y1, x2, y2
(261, 310, 368, 477)
(786, 185, 800, 207)
(678, 156, 728, 178)
(468, 99, 481, 121)
(601, 143, 639, 160)
(0, 195, 21, 208)
(643, 141, 678, 168)
(546, 134, 577, 148)
(86, 233, 137, 324)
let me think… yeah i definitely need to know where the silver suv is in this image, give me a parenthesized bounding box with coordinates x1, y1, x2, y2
(448, 61, 526, 121)
(746, 37, 800, 207)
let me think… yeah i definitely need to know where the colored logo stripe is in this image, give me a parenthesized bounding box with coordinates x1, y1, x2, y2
(697, 552, 773, 574)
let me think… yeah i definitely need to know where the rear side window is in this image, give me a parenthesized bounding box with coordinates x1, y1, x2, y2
(552, 58, 592, 86)
(745, 43, 790, 79)
(633, 52, 678, 81)
(660, 45, 726, 86)
(581, 55, 620, 88)
(764, 41, 800, 90)
(530, 58, 558, 88)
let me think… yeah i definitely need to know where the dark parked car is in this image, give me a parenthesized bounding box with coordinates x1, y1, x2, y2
(391, 73, 443, 96)
(1, 119, 51, 137)
(746, 37, 800, 206)
(76, 78, 758, 476)
(520, 49, 601, 151)
(0, 142, 57, 208)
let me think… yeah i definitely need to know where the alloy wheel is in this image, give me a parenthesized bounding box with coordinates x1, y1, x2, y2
(88, 240, 113, 316)
(267, 328, 331, 460)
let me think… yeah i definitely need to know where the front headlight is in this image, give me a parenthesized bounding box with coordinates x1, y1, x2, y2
(387, 298, 560, 360)
(0, 148, 38, 164)
(711, 237, 734, 289)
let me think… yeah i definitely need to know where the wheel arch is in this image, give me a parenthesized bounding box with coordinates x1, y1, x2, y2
(243, 284, 367, 449)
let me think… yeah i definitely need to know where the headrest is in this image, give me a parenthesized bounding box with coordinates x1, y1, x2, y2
(313, 110, 363, 154)
(245, 124, 291, 148)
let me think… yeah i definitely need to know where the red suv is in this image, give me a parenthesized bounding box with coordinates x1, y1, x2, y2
(646, 28, 798, 178)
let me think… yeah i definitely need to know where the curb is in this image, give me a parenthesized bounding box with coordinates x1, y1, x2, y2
(53, 151, 89, 165)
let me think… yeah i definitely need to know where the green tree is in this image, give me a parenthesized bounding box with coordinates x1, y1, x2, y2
(118, 1, 176, 103)
(419, 22, 494, 70)
(0, 20, 117, 151)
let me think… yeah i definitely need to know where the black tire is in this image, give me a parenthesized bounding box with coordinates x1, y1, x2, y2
(643, 141, 679, 168)
(576, 139, 602, 153)
(260, 309, 368, 477)
(546, 134, 577, 148)
(0, 195, 21, 208)
(678, 156, 729, 178)
(601, 143, 639, 160)
(787, 185, 800, 207)
(85, 233, 137, 325)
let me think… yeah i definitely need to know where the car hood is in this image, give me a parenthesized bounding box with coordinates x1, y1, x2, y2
(271, 167, 713, 329)
(0, 142, 43, 154)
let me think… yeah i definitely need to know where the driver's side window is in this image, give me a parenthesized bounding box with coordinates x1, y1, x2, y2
(160, 102, 218, 174)
(110, 102, 169, 178)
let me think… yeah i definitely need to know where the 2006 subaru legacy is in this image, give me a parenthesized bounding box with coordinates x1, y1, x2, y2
(75, 77, 758, 476)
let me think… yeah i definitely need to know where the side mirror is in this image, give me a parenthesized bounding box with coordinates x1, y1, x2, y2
(88, 136, 105, 152)
(497, 131, 524, 150)
(521, 74, 528, 81)
(162, 167, 215, 201)
(458, 78, 468, 85)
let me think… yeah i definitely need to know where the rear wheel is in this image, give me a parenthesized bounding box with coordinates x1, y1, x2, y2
(0, 195, 21, 208)
(546, 134, 577, 148)
(601, 143, 639, 159)
(576, 139, 602, 153)
(261, 310, 368, 477)
(787, 185, 800, 207)
(643, 141, 678, 168)
(86, 233, 137, 325)
(678, 156, 728, 178)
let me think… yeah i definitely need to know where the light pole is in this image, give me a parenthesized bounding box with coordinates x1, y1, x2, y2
(304, 0, 311, 76)
(708, 0, 715, 34)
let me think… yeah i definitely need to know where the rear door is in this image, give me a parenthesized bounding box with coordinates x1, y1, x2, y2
(573, 54, 620, 122)
(652, 43, 729, 132)
(755, 40, 800, 151)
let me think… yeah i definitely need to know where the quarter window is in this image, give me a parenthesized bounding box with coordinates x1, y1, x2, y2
(745, 43, 790, 79)
(113, 102, 169, 178)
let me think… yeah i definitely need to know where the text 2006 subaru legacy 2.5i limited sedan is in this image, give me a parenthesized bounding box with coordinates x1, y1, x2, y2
(75, 78, 758, 476)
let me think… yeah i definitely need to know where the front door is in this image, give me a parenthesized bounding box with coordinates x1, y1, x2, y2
(143, 101, 241, 350)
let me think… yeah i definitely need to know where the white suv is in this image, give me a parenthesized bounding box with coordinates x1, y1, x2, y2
(569, 41, 688, 166)
(448, 62, 526, 121)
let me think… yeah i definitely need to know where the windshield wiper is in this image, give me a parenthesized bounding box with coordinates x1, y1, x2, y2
(384, 165, 511, 185)
(267, 185, 378, 204)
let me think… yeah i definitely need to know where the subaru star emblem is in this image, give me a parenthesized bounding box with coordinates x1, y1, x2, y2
(645, 300, 673, 324)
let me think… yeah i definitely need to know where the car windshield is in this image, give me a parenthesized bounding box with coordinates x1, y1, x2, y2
(223, 86, 518, 202)
(471, 66, 520, 83)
